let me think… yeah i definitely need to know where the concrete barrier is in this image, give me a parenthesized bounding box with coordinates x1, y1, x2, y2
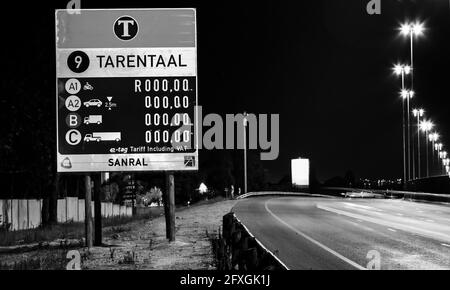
(66, 197, 78, 222)
(18, 200, 28, 230)
(120, 206, 127, 217)
(126, 206, 132, 216)
(0, 198, 132, 231)
(0, 200, 4, 225)
(78, 199, 85, 221)
(27, 200, 41, 229)
(11, 200, 19, 231)
(112, 204, 120, 217)
(57, 199, 66, 223)
(107, 203, 113, 217)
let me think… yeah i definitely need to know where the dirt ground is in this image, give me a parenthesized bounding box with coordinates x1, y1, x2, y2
(0, 198, 237, 270)
(82, 198, 238, 270)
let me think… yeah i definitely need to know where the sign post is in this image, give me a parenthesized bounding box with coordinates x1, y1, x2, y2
(56, 8, 198, 244)
(94, 174, 102, 246)
(84, 174, 93, 248)
(165, 172, 176, 241)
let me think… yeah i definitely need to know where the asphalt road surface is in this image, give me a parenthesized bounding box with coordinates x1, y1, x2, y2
(233, 196, 450, 270)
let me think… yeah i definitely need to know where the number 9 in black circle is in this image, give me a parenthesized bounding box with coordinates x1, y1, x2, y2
(67, 51, 90, 73)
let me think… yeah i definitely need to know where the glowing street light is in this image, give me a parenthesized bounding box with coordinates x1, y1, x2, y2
(243, 111, 248, 194)
(399, 21, 425, 89)
(412, 108, 425, 178)
(400, 22, 425, 37)
(440, 151, 448, 160)
(393, 64, 411, 78)
(420, 120, 434, 177)
(429, 132, 439, 142)
(393, 64, 411, 89)
(400, 89, 414, 99)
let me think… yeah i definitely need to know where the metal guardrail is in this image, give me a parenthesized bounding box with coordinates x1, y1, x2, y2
(218, 212, 288, 270)
(236, 191, 332, 200)
(322, 187, 450, 203)
(235, 189, 450, 204)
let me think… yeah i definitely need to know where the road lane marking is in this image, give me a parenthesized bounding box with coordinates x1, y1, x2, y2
(317, 204, 450, 243)
(264, 199, 367, 270)
(343, 219, 374, 232)
(387, 228, 397, 232)
(342, 202, 383, 212)
(442, 243, 450, 248)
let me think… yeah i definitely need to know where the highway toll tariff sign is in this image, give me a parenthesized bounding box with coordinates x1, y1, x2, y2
(56, 9, 198, 172)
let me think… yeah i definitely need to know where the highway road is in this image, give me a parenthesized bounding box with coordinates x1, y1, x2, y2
(233, 196, 450, 270)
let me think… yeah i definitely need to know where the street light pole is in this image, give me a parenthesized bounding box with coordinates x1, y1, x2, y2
(402, 91, 407, 186)
(409, 30, 414, 180)
(420, 121, 434, 178)
(406, 90, 412, 181)
(413, 108, 424, 178)
(243, 112, 248, 195)
(426, 131, 430, 177)
(394, 64, 410, 186)
(400, 88, 413, 183)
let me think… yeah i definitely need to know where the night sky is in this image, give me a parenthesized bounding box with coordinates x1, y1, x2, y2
(3, 0, 450, 183)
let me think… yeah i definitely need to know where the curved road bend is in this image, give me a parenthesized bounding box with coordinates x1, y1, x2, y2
(232, 196, 450, 270)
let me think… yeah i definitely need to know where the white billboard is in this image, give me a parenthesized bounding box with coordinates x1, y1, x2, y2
(291, 158, 309, 187)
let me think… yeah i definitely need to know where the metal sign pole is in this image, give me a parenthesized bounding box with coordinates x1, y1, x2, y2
(165, 172, 176, 242)
(94, 174, 102, 246)
(84, 174, 93, 248)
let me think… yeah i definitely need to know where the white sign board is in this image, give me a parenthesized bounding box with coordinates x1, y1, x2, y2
(55, 9, 198, 172)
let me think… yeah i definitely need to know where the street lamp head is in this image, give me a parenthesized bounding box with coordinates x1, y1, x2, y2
(400, 23, 411, 36)
(401, 89, 408, 99)
(420, 120, 434, 132)
(429, 132, 439, 142)
(412, 108, 425, 117)
(412, 22, 425, 36)
(399, 21, 425, 37)
(400, 89, 414, 99)
(404, 65, 411, 74)
(393, 64, 402, 75)
(393, 64, 411, 75)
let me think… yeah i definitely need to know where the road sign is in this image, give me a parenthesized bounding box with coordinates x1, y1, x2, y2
(56, 9, 198, 172)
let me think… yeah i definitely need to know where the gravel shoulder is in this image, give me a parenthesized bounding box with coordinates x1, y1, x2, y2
(82, 198, 237, 270)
